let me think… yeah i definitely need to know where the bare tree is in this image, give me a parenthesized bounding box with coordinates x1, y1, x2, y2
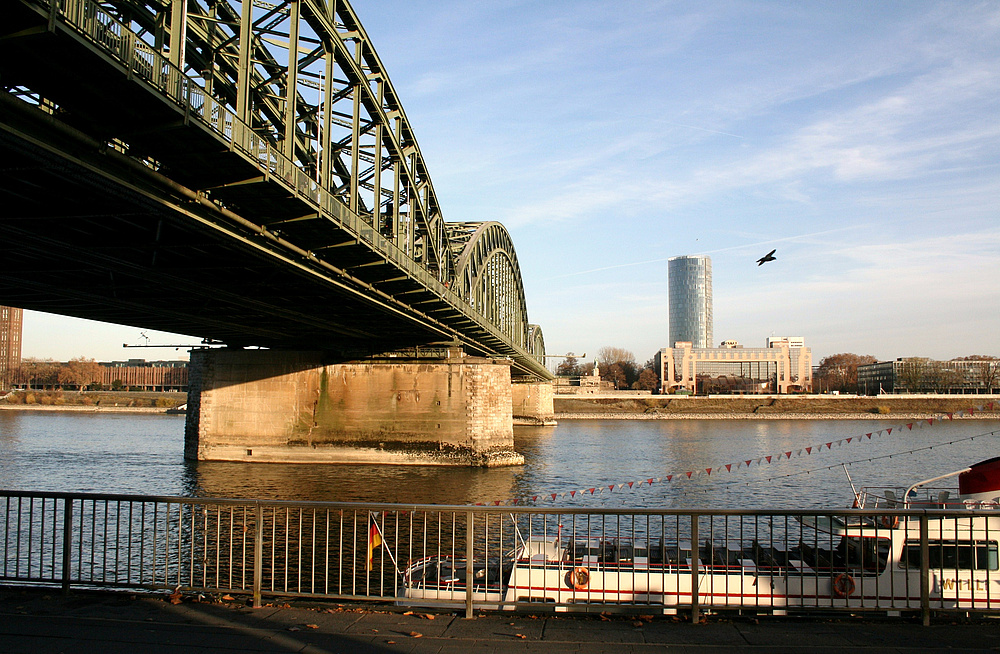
(814, 353, 877, 393)
(953, 356, 999, 393)
(897, 358, 930, 393)
(596, 346, 639, 388)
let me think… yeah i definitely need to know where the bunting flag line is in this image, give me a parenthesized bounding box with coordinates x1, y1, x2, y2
(468, 402, 998, 507)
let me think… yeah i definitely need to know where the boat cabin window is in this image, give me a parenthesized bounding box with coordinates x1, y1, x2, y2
(837, 536, 891, 574)
(900, 541, 999, 571)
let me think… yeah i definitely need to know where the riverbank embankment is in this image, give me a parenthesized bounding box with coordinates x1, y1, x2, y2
(0, 390, 186, 413)
(554, 395, 1000, 420)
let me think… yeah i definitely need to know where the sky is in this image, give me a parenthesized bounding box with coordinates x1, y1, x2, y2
(20, 0, 1000, 366)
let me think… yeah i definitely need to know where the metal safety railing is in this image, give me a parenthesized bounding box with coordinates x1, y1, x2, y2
(2, 490, 998, 622)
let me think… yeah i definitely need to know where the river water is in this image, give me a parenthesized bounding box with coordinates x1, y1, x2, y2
(1, 411, 997, 509)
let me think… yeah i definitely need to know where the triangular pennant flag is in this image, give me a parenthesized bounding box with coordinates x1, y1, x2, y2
(906, 423, 913, 430)
(512, 498, 519, 505)
(475, 502, 484, 506)
(887, 428, 892, 435)
(666, 475, 673, 482)
(686, 471, 693, 478)
(532, 496, 539, 502)
(846, 437, 853, 443)
(836, 440, 843, 446)
(493, 500, 501, 506)
(947, 413, 954, 420)
(806, 447, 812, 454)
(796, 449, 802, 456)
(766, 456, 772, 463)
(648, 478, 655, 485)
(628, 481, 634, 488)
(785, 451, 792, 459)
(926, 418, 934, 425)
(706, 468, 712, 475)
(825, 442, 833, 449)
(725, 464, 733, 472)
(609, 485, 615, 492)
(589, 488, 596, 494)
(866, 433, 872, 439)
(970, 407, 977, 415)
(551, 493, 557, 501)
(570, 490, 576, 497)
(746, 460, 753, 467)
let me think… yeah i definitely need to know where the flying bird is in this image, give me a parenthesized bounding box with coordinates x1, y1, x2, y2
(756, 249, 777, 266)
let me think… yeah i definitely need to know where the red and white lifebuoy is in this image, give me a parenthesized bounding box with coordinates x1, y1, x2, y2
(832, 573, 856, 598)
(567, 566, 589, 590)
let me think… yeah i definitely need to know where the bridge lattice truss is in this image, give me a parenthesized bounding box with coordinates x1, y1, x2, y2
(0, 0, 549, 378)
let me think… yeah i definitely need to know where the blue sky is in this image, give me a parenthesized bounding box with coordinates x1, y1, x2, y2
(21, 0, 1000, 365)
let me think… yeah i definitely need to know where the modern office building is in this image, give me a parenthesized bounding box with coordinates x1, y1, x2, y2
(858, 358, 999, 395)
(0, 306, 23, 391)
(668, 255, 712, 349)
(654, 338, 813, 395)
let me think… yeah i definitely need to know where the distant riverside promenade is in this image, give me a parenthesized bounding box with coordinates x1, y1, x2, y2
(555, 394, 1000, 420)
(0, 390, 186, 412)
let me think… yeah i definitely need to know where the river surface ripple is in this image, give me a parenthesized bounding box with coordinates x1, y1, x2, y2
(1, 411, 997, 509)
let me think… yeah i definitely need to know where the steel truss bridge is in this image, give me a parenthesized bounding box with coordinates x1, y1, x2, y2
(0, 0, 550, 379)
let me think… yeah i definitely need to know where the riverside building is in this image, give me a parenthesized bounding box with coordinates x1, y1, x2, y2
(0, 306, 22, 391)
(668, 255, 712, 349)
(654, 337, 813, 395)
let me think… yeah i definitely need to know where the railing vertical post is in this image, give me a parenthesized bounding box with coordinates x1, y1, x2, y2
(61, 497, 73, 595)
(253, 503, 263, 608)
(465, 510, 474, 619)
(690, 513, 699, 624)
(920, 514, 930, 626)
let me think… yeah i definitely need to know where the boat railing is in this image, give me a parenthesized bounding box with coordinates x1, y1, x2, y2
(1, 489, 997, 622)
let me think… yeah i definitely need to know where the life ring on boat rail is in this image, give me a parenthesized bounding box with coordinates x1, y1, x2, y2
(880, 515, 899, 529)
(566, 566, 589, 590)
(832, 573, 856, 598)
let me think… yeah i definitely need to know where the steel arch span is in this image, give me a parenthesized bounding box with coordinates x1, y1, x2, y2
(0, 0, 551, 379)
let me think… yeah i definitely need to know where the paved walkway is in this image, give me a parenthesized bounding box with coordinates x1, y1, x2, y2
(1, 587, 998, 653)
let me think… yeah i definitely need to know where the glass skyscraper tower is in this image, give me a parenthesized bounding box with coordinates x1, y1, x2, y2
(668, 255, 712, 349)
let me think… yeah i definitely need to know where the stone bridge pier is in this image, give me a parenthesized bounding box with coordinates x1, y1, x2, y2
(184, 348, 552, 467)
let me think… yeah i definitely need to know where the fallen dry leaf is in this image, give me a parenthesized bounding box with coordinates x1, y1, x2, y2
(515, 634, 527, 639)
(287, 626, 300, 632)
(403, 610, 414, 615)
(386, 640, 396, 645)
(304, 624, 318, 629)
(221, 595, 235, 601)
(409, 631, 423, 638)
(421, 613, 435, 620)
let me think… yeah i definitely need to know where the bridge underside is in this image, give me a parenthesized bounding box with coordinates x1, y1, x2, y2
(0, 94, 446, 355)
(0, 2, 520, 362)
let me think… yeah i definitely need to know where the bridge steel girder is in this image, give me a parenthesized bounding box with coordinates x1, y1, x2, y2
(0, 0, 551, 379)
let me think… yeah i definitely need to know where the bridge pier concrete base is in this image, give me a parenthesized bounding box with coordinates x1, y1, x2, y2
(184, 349, 524, 467)
(511, 381, 557, 426)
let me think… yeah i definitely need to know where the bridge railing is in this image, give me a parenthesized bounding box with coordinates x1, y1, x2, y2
(2, 489, 997, 621)
(26, 0, 544, 374)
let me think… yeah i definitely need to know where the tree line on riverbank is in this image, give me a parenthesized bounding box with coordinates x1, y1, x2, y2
(557, 348, 999, 395)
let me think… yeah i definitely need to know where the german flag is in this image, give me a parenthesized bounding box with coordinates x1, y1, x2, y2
(366, 518, 382, 571)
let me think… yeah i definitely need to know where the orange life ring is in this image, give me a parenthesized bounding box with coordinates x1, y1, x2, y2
(567, 566, 589, 590)
(880, 515, 899, 529)
(832, 573, 856, 598)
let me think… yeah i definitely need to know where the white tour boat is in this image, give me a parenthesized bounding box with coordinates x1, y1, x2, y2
(401, 457, 1000, 613)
